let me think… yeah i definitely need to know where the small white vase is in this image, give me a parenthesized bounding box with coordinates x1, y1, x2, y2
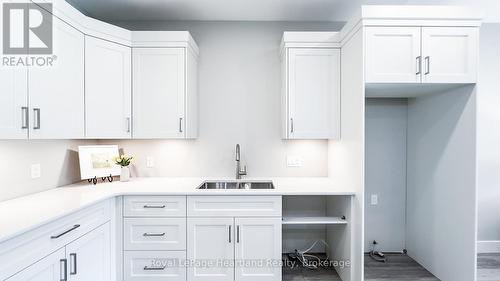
(120, 166, 130, 182)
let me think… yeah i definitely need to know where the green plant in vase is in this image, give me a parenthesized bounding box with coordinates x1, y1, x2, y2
(114, 155, 133, 182)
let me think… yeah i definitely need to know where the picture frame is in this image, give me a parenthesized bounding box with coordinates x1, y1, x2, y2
(78, 145, 121, 180)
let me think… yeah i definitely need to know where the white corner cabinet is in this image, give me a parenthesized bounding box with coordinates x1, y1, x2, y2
(6, 223, 111, 281)
(365, 26, 479, 84)
(281, 33, 341, 140)
(132, 47, 198, 139)
(0, 200, 113, 281)
(0, 0, 199, 140)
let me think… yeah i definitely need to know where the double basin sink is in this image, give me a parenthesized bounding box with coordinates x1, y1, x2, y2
(197, 181, 274, 190)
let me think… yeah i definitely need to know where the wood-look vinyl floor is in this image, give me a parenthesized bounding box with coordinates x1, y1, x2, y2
(282, 253, 500, 281)
(364, 254, 439, 281)
(478, 253, 500, 281)
(282, 254, 439, 281)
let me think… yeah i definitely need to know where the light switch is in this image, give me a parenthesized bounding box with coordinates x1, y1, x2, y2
(31, 164, 41, 179)
(371, 194, 378, 205)
(287, 156, 303, 167)
(146, 156, 155, 168)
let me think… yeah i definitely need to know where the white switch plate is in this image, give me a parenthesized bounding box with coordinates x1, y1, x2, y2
(371, 194, 378, 205)
(146, 156, 155, 168)
(286, 156, 303, 167)
(31, 164, 41, 179)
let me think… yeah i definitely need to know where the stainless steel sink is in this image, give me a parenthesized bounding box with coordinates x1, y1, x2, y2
(197, 181, 274, 190)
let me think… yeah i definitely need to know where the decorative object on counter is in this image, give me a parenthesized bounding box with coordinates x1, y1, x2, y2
(78, 145, 121, 185)
(114, 154, 133, 182)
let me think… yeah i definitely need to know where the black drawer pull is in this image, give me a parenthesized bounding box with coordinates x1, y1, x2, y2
(51, 224, 81, 239)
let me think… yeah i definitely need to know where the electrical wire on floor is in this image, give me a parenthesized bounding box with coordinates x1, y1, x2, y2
(368, 240, 387, 263)
(287, 240, 330, 270)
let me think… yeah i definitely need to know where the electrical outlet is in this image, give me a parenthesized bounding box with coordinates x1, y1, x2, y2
(146, 156, 155, 168)
(286, 156, 303, 167)
(31, 164, 41, 179)
(371, 194, 378, 205)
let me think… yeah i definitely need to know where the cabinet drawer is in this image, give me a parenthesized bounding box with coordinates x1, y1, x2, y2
(0, 200, 112, 280)
(187, 196, 282, 217)
(124, 218, 186, 250)
(124, 196, 186, 217)
(124, 251, 186, 281)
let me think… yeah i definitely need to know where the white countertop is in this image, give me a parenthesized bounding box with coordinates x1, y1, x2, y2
(0, 177, 355, 243)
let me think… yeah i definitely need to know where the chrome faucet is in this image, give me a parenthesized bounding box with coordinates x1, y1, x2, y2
(235, 144, 247, 179)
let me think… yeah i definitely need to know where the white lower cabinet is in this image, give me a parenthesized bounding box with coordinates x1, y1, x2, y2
(65, 223, 111, 281)
(187, 196, 281, 281)
(124, 218, 186, 251)
(187, 218, 235, 281)
(6, 248, 66, 281)
(124, 251, 186, 281)
(234, 218, 282, 281)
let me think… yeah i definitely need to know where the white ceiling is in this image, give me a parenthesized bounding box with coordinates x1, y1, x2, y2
(67, 0, 500, 22)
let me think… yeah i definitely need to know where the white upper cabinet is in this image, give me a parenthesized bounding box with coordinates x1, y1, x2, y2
(133, 48, 198, 139)
(85, 36, 132, 139)
(0, 1, 28, 139)
(0, 68, 28, 139)
(365, 26, 479, 84)
(282, 47, 340, 139)
(421, 27, 478, 83)
(365, 27, 422, 83)
(29, 12, 85, 139)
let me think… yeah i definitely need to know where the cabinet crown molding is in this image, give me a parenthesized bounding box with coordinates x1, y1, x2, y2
(340, 5, 483, 46)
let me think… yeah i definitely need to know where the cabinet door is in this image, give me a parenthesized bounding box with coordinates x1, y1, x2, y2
(187, 218, 234, 281)
(133, 48, 185, 139)
(6, 248, 66, 281)
(0, 68, 28, 139)
(365, 27, 422, 83)
(29, 12, 84, 139)
(234, 218, 281, 281)
(421, 27, 478, 83)
(85, 36, 131, 139)
(66, 222, 111, 281)
(287, 48, 340, 139)
(0, 1, 28, 139)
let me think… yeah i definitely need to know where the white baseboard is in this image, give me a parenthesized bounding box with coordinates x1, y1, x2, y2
(477, 240, 500, 253)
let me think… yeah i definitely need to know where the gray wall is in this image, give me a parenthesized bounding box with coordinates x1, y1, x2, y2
(406, 85, 477, 281)
(101, 21, 343, 178)
(0, 21, 343, 203)
(0, 140, 95, 201)
(364, 99, 407, 252)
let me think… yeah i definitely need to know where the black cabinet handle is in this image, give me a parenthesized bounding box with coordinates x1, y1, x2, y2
(51, 224, 80, 239)
(70, 253, 77, 275)
(60, 259, 67, 281)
